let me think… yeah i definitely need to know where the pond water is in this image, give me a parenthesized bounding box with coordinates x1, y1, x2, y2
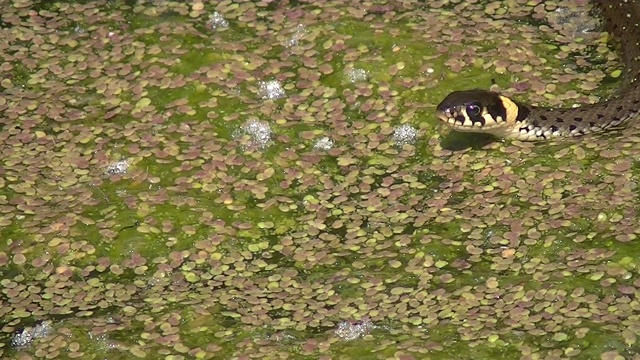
(1, 0, 640, 359)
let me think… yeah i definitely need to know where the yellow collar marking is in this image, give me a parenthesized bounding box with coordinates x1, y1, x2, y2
(499, 95, 520, 125)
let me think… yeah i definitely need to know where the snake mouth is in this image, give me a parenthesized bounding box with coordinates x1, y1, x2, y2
(435, 108, 484, 130)
(435, 109, 452, 124)
(435, 106, 515, 139)
(435, 108, 468, 127)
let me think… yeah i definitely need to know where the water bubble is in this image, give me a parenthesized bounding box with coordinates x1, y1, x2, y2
(206, 12, 229, 30)
(548, 7, 597, 35)
(234, 118, 273, 149)
(391, 124, 418, 146)
(285, 24, 308, 47)
(258, 80, 286, 100)
(11, 321, 53, 348)
(313, 136, 334, 151)
(334, 319, 375, 341)
(345, 68, 369, 83)
(89, 332, 125, 351)
(104, 159, 130, 175)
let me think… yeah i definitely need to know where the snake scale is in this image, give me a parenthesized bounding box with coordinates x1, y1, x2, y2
(436, 0, 640, 141)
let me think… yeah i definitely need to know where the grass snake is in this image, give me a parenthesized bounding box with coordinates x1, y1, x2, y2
(436, 1, 640, 141)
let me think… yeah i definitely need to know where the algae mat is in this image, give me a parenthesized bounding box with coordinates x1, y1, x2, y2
(1, 0, 640, 359)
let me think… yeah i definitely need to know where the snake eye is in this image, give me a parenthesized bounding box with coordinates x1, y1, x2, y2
(466, 102, 482, 117)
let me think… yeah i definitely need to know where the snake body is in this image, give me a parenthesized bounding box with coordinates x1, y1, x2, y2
(436, 1, 640, 141)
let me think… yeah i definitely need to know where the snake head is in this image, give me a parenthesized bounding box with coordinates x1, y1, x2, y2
(436, 89, 527, 137)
